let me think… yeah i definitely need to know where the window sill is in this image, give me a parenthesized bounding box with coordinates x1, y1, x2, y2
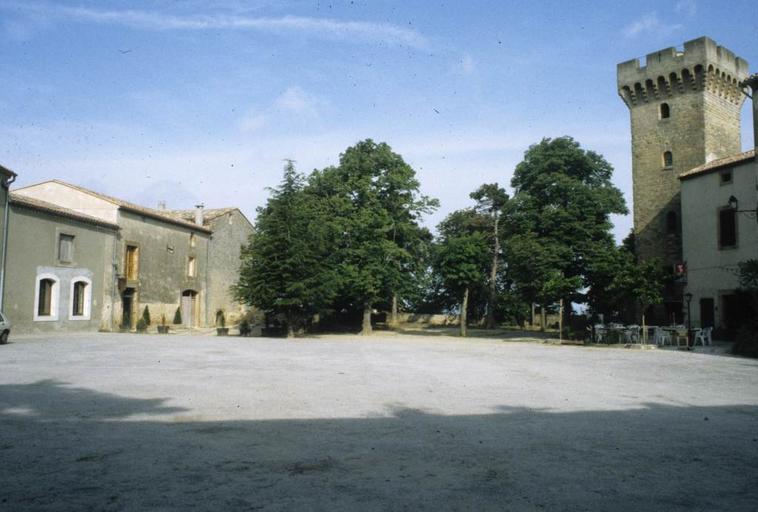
(33, 316, 59, 322)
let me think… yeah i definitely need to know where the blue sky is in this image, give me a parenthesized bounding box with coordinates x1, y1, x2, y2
(2, 0, 757, 240)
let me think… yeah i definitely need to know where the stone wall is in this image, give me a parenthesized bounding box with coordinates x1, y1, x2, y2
(205, 209, 254, 326)
(618, 37, 748, 321)
(113, 210, 211, 329)
(4, 205, 117, 333)
(618, 37, 748, 267)
(680, 158, 758, 329)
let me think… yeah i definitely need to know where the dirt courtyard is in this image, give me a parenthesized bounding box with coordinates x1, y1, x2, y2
(1, 332, 757, 511)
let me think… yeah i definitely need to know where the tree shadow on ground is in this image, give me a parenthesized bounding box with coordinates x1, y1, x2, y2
(390, 326, 558, 341)
(1, 380, 756, 511)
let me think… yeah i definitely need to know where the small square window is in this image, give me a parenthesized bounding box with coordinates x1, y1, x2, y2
(720, 171, 732, 184)
(58, 234, 74, 263)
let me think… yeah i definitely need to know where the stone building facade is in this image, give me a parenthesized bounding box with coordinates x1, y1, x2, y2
(4, 193, 118, 333)
(167, 207, 254, 326)
(3, 179, 256, 334)
(678, 73, 758, 333)
(0, 164, 18, 312)
(618, 36, 749, 322)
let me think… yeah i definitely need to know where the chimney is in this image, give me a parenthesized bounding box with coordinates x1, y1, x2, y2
(157, 200, 166, 210)
(745, 74, 758, 151)
(194, 203, 205, 226)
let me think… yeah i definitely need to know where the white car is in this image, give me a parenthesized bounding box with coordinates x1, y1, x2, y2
(0, 312, 10, 344)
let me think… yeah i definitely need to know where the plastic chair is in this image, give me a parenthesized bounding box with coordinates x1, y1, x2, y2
(695, 327, 713, 346)
(653, 327, 671, 346)
(594, 325, 607, 344)
(626, 325, 641, 343)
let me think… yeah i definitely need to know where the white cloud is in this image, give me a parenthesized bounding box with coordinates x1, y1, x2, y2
(674, 0, 697, 17)
(623, 12, 682, 38)
(454, 54, 476, 76)
(274, 86, 321, 116)
(3, 3, 428, 48)
(238, 110, 266, 132)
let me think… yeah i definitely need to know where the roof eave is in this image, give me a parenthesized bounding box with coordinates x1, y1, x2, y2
(118, 205, 213, 233)
(10, 197, 121, 230)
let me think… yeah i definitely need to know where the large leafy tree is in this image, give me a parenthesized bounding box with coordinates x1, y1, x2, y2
(504, 137, 628, 324)
(234, 161, 340, 337)
(433, 214, 490, 336)
(309, 140, 437, 335)
(470, 184, 509, 329)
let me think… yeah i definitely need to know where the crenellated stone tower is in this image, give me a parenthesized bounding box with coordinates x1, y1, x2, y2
(617, 36, 748, 321)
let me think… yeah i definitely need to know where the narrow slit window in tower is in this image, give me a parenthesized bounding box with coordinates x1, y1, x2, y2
(663, 151, 673, 168)
(660, 103, 670, 119)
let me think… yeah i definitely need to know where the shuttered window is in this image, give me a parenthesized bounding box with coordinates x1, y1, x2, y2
(58, 234, 74, 263)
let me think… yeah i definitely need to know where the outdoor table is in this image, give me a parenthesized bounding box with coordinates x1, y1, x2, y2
(664, 327, 689, 349)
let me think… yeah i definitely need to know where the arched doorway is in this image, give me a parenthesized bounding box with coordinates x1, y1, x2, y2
(181, 290, 199, 328)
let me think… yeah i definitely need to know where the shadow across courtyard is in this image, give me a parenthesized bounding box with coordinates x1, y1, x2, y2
(1, 380, 756, 511)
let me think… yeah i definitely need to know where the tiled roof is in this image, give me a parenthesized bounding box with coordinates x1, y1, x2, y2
(30, 180, 213, 233)
(679, 149, 755, 180)
(10, 193, 120, 230)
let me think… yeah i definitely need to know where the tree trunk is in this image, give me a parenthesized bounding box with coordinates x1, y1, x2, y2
(486, 215, 500, 329)
(540, 306, 546, 332)
(285, 311, 295, 338)
(641, 310, 647, 343)
(460, 287, 469, 337)
(361, 302, 372, 336)
(561, 296, 571, 337)
(390, 293, 399, 328)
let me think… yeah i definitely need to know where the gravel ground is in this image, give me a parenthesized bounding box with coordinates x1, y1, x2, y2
(1, 332, 757, 511)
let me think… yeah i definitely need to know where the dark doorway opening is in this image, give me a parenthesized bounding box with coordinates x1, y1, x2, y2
(699, 298, 715, 329)
(122, 288, 135, 330)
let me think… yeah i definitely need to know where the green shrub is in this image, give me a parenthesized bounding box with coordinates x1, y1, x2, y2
(173, 307, 182, 325)
(216, 310, 226, 328)
(142, 305, 151, 326)
(733, 324, 758, 358)
(136, 318, 147, 332)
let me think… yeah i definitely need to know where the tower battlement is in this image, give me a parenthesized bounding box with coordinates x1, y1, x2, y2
(618, 37, 749, 107)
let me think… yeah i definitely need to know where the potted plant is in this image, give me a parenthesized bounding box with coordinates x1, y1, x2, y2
(136, 318, 147, 333)
(239, 318, 251, 337)
(173, 307, 182, 325)
(157, 314, 170, 334)
(216, 310, 229, 336)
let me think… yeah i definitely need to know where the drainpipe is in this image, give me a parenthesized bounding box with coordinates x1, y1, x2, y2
(0, 172, 17, 311)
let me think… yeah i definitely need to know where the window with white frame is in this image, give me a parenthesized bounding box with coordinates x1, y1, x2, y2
(70, 277, 92, 320)
(34, 274, 60, 321)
